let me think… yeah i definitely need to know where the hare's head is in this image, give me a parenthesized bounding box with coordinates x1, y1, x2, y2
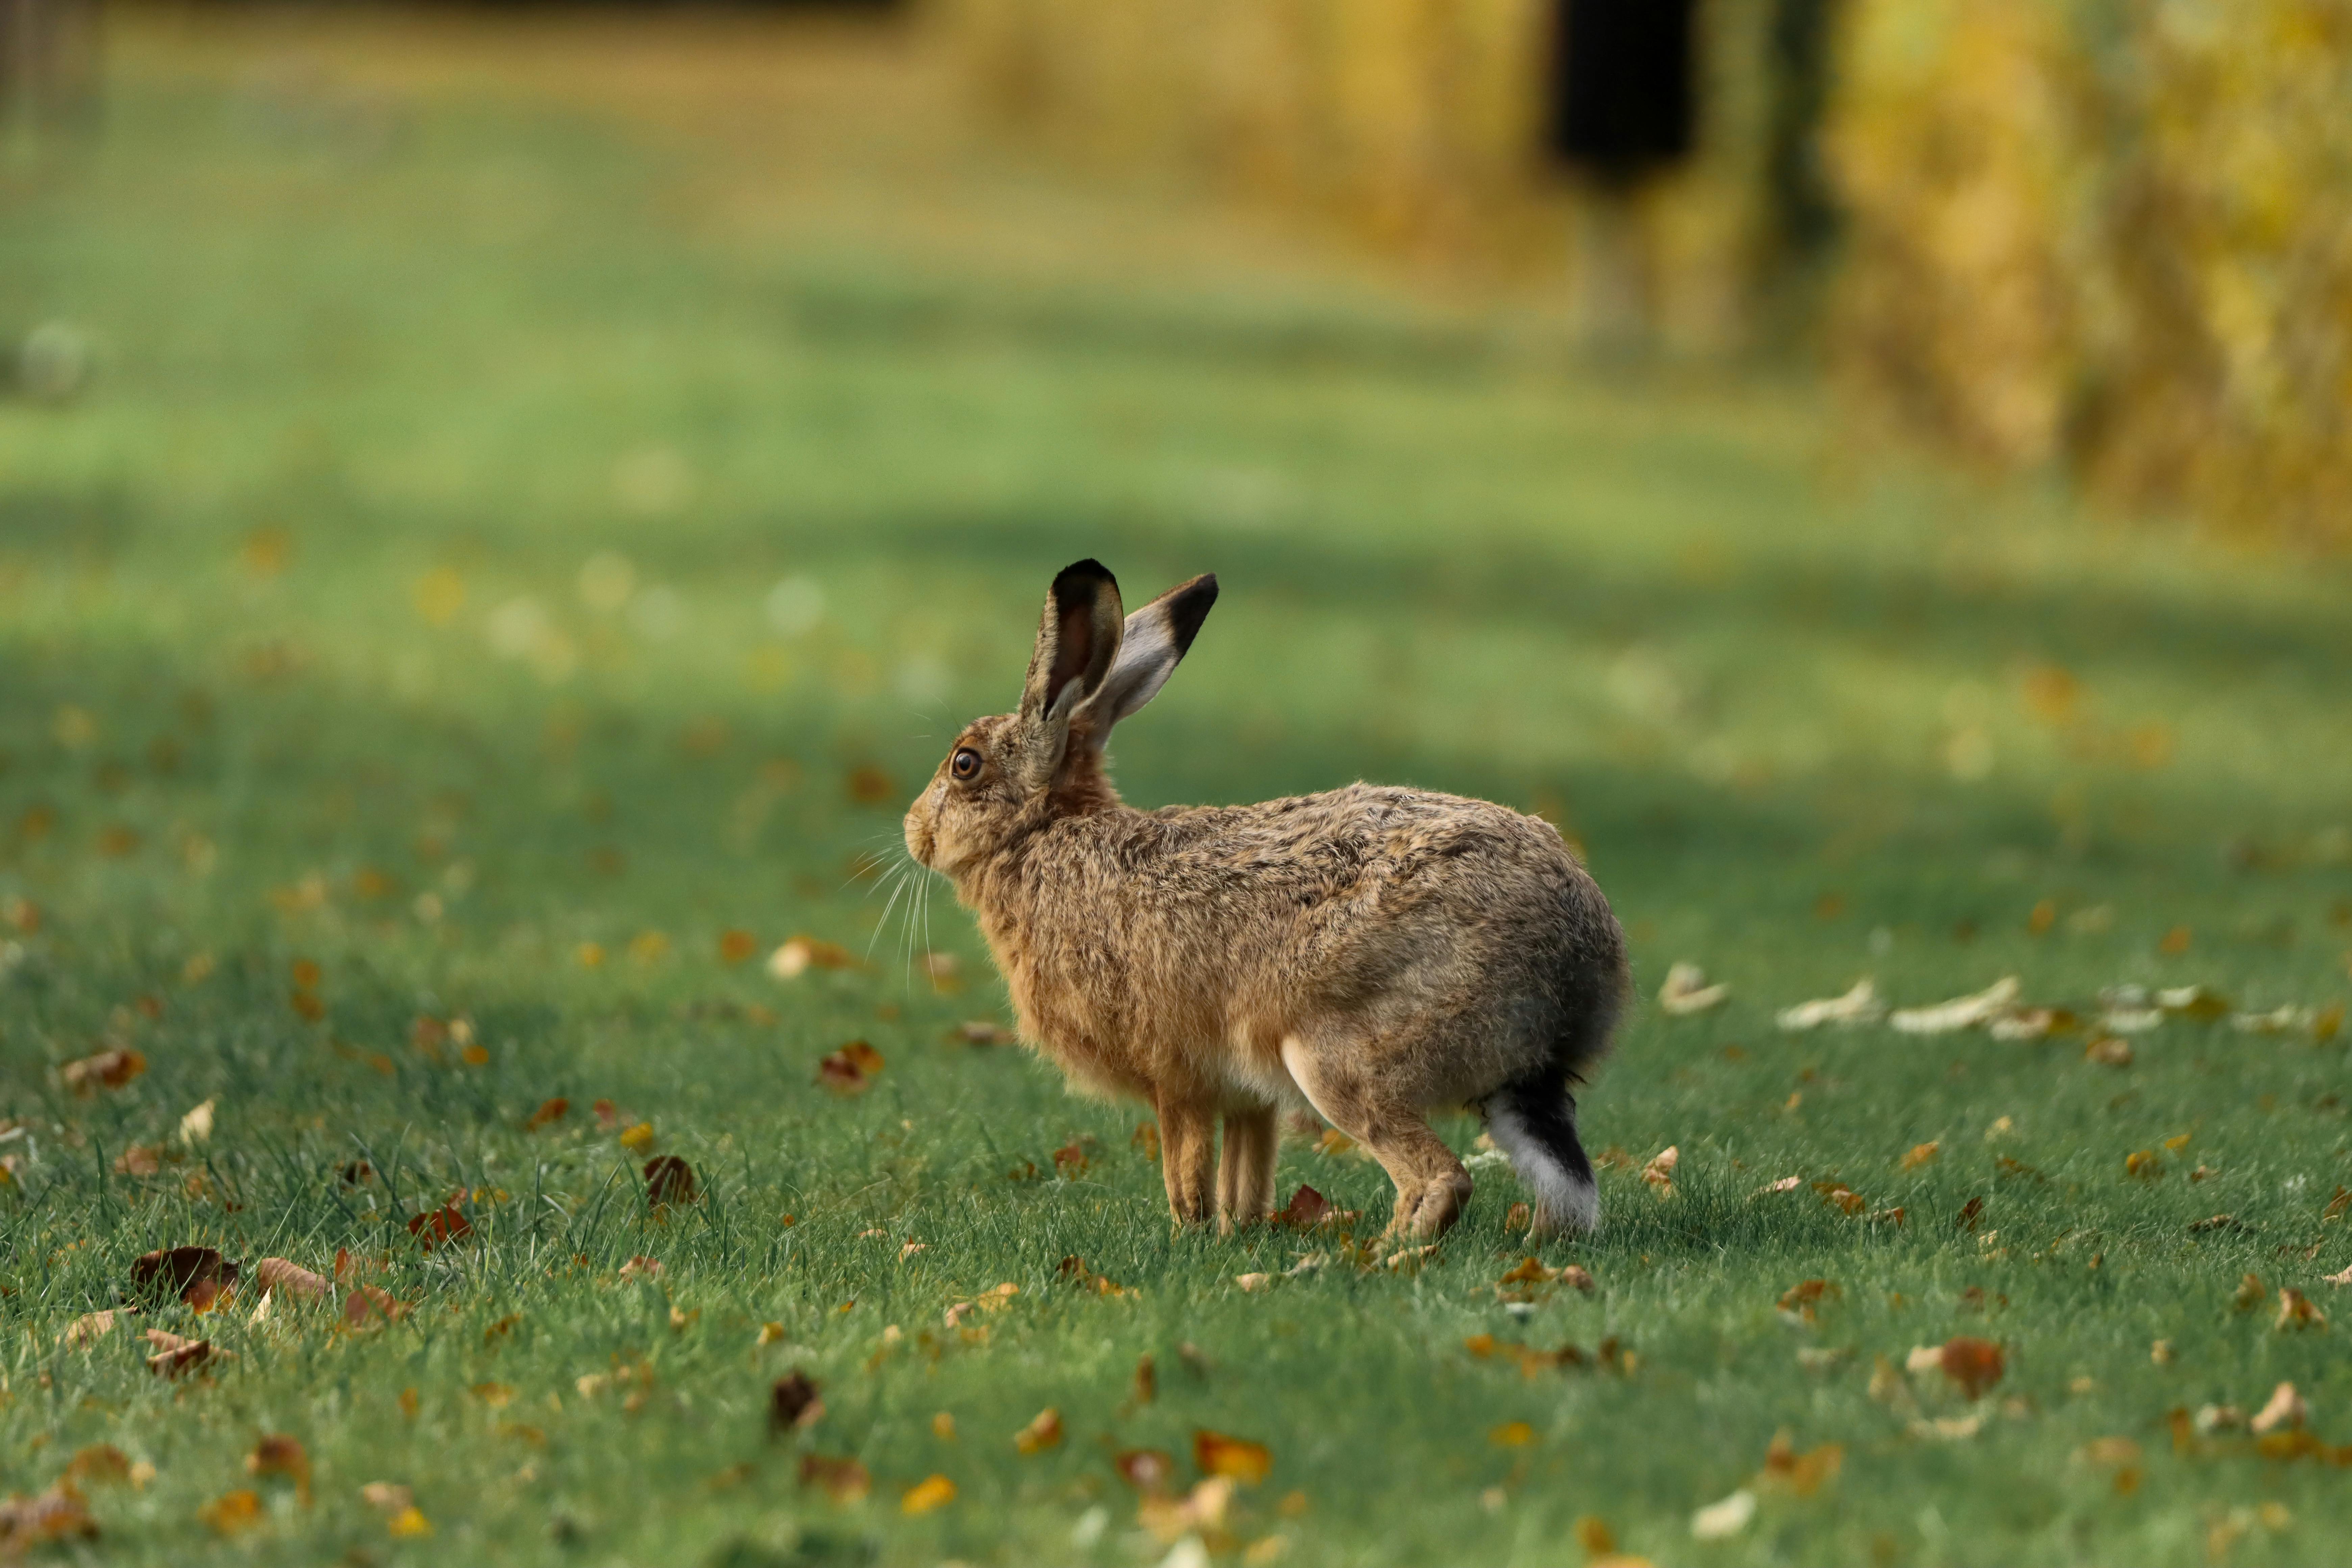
(904, 559, 1216, 878)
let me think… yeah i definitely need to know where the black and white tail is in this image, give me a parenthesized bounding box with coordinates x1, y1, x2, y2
(1485, 1076, 1599, 1233)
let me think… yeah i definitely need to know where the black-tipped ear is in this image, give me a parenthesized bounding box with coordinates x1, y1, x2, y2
(1016, 559, 1126, 784)
(1073, 571, 1216, 751)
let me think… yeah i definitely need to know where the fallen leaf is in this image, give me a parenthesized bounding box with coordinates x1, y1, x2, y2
(1939, 1337, 2005, 1399)
(1234, 1273, 1272, 1293)
(2234, 1273, 2267, 1310)
(1116, 1449, 1176, 1493)
(1138, 1477, 1235, 1544)
(619, 1256, 662, 1282)
(952, 1019, 1016, 1046)
(2322, 1186, 2350, 1223)
(525, 1098, 569, 1131)
(341, 1285, 406, 1328)
(1778, 1279, 1840, 1318)
(718, 929, 759, 964)
(2324, 1265, 2352, 1287)
(1489, 1421, 1535, 1447)
(2159, 926, 2192, 956)
(131, 1246, 238, 1308)
(1314, 1127, 1356, 1157)
(2250, 1382, 2305, 1434)
(900, 1474, 956, 1515)
(247, 1435, 310, 1501)
(769, 935, 856, 979)
(1641, 1146, 1679, 1193)
(2275, 1289, 2325, 1331)
(62, 1309, 128, 1350)
(1755, 1175, 1803, 1195)
(64, 1048, 147, 1093)
(1195, 1430, 1272, 1484)
(178, 1099, 215, 1145)
(817, 1040, 884, 1094)
(64, 1447, 133, 1489)
(1658, 962, 1729, 1016)
(1758, 1429, 1844, 1496)
(2083, 1037, 2134, 1067)
(1505, 1201, 1532, 1230)
(387, 1505, 431, 1537)
(144, 1329, 223, 1378)
(799, 1455, 870, 1503)
(198, 1488, 264, 1535)
(771, 1370, 824, 1432)
(618, 1122, 656, 1153)
(1274, 1184, 1330, 1227)
(253, 1258, 330, 1302)
(2126, 1150, 2163, 1180)
(1689, 1488, 1756, 1541)
(642, 1155, 696, 1207)
(1133, 1353, 1157, 1404)
(1015, 1407, 1064, 1454)
(1775, 979, 1883, 1031)
(2078, 1436, 2140, 1467)
(407, 1199, 473, 1251)
(1890, 977, 2021, 1035)
(1814, 1180, 1867, 1217)
(1900, 1141, 1940, 1171)
(0, 1481, 97, 1550)
(1052, 1141, 1091, 1177)
(2187, 1214, 2241, 1234)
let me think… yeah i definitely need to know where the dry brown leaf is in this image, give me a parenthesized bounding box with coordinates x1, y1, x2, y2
(2250, 1382, 2305, 1434)
(359, 1482, 411, 1515)
(769, 935, 857, 979)
(1052, 1141, 1091, 1177)
(64, 1048, 147, 1094)
(1195, 1430, 1273, 1484)
(1758, 1429, 1844, 1496)
(2084, 1036, 2134, 1067)
(0, 1481, 98, 1551)
(816, 1040, 883, 1094)
(1641, 1146, 1679, 1193)
(1014, 1407, 1063, 1455)
(642, 1156, 696, 1208)
(253, 1258, 330, 1302)
(1234, 1273, 1272, 1293)
(143, 1329, 223, 1378)
(2233, 1272, 2267, 1310)
(1658, 962, 1730, 1016)
(198, 1488, 264, 1535)
(718, 929, 759, 964)
(131, 1246, 237, 1308)
(2324, 1264, 2352, 1287)
(770, 1370, 824, 1432)
(951, 1020, 1017, 1046)
(1138, 1477, 1234, 1544)
(1939, 1337, 2005, 1400)
(1814, 1180, 1867, 1217)
(63, 1309, 128, 1349)
(406, 1197, 473, 1251)
(247, 1435, 310, 1501)
(341, 1284, 406, 1328)
(1115, 1449, 1176, 1493)
(1274, 1184, 1331, 1227)
(63, 1447, 132, 1489)
(2275, 1288, 2326, 1331)
(2126, 1150, 2164, 1180)
(1899, 1142, 1940, 1171)
(525, 1098, 569, 1131)
(798, 1455, 870, 1504)
(113, 1144, 164, 1176)
(1777, 1279, 1840, 1319)
(1132, 1353, 1156, 1405)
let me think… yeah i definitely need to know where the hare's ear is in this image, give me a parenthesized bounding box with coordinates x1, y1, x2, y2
(1015, 559, 1125, 785)
(1074, 572, 1216, 752)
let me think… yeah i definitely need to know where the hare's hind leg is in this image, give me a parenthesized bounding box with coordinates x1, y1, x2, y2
(1156, 1095, 1218, 1227)
(1216, 1106, 1277, 1233)
(1280, 1037, 1470, 1241)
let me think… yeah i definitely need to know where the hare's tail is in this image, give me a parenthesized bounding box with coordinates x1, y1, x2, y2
(1482, 988, 1621, 1235)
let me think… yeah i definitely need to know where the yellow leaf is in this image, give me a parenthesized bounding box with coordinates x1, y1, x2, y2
(1489, 1421, 1535, 1447)
(200, 1489, 265, 1534)
(900, 1474, 956, 1515)
(1195, 1430, 1273, 1484)
(388, 1505, 431, 1538)
(1900, 1141, 1940, 1171)
(1014, 1407, 1063, 1454)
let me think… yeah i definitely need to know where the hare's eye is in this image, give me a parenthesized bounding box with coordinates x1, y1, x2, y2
(950, 748, 982, 781)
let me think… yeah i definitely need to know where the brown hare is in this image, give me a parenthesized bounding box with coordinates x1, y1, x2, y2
(903, 560, 1628, 1240)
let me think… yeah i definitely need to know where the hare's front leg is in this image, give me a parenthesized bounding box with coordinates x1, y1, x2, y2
(1156, 1096, 1217, 1226)
(1216, 1106, 1276, 1233)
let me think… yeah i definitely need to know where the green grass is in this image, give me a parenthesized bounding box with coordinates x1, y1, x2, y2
(4, 14, 2352, 1567)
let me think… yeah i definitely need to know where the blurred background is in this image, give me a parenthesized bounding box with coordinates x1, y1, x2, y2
(0, 0, 2346, 985)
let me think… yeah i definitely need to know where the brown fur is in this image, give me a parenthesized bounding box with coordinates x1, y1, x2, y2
(905, 563, 1628, 1239)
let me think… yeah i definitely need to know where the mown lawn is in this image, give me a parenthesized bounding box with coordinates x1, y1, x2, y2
(3, 12, 2350, 1567)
